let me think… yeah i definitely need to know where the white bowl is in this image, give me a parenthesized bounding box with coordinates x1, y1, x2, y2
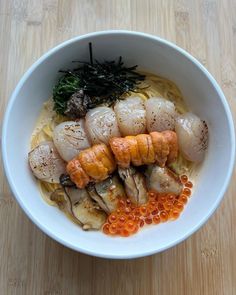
(2, 31, 235, 259)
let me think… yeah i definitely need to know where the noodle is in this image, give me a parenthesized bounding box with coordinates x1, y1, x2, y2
(30, 73, 194, 204)
(134, 73, 188, 114)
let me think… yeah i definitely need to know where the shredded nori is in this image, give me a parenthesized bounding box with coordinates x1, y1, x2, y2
(53, 43, 145, 118)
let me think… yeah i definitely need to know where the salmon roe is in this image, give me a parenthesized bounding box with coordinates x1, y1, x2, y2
(103, 175, 193, 237)
(185, 181, 193, 188)
(180, 174, 188, 184)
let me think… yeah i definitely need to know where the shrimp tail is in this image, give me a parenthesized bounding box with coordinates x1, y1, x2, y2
(109, 131, 177, 167)
(162, 130, 178, 164)
(67, 143, 117, 189)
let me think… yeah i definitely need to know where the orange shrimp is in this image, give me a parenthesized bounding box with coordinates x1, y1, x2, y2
(150, 132, 169, 167)
(136, 134, 155, 164)
(125, 136, 142, 166)
(110, 131, 177, 168)
(162, 131, 178, 164)
(67, 144, 116, 188)
(92, 144, 116, 174)
(78, 148, 108, 181)
(66, 159, 90, 189)
(109, 137, 131, 168)
(67, 132, 178, 189)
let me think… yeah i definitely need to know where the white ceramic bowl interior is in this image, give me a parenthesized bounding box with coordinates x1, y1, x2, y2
(2, 31, 235, 259)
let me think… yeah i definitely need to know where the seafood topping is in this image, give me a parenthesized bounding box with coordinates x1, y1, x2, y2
(175, 112, 208, 162)
(145, 97, 177, 132)
(114, 96, 146, 136)
(28, 141, 66, 183)
(53, 120, 91, 162)
(66, 143, 116, 188)
(109, 131, 178, 168)
(85, 106, 120, 145)
(162, 130, 178, 164)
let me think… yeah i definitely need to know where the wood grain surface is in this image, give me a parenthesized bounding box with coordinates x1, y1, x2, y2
(0, 1, 236, 294)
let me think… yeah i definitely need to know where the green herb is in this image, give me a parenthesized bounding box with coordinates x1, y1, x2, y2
(53, 74, 81, 115)
(53, 43, 145, 117)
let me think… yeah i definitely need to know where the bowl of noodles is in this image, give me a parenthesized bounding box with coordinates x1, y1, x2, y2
(2, 31, 235, 259)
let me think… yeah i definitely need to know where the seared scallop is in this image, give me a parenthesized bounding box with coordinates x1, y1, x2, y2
(85, 106, 120, 144)
(53, 120, 91, 162)
(114, 96, 146, 136)
(145, 97, 177, 132)
(28, 141, 66, 183)
(175, 112, 208, 162)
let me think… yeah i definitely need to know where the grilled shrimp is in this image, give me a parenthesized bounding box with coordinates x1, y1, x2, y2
(28, 141, 66, 183)
(136, 134, 155, 164)
(85, 106, 120, 144)
(109, 131, 178, 168)
(109, 137, 131, 168)
(66, 158, 90, 188)
(162, 130, 178, 164)
(53, 120, 91, 162)
(175, 112, 208, 162)
(125, 136, 142, 166)
(146, 165, 183, 194)
(150, 132, 169, 167)
(67, 143, 116, 188)
(145, 97, 177, 132)
(114, 96, 146, 136)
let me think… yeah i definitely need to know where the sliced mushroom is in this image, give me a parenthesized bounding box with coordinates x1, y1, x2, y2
(67, 188, 107, 230)
(118, 167, 148, 205)
(50, 187, 106, 230)
(87, 176, 125, 214)
(50, 188, 72, 213)
(146, 165, 183, 194)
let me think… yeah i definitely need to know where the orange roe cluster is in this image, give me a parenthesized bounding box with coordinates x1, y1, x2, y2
(103, 175, 193, 237)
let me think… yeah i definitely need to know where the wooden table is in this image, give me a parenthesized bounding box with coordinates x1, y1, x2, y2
(1, 1, 236, 294)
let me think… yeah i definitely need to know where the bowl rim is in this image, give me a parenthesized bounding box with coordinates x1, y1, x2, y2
(2, 30, 235, 259)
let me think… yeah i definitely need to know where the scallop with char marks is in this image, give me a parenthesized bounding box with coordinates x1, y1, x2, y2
(114, 96, 146, 136)
(145, 97, 177, 132)
(175, 112, 208, 162)
(85, 106, 120, 145)
(28, 141, 66, 183)
(53, 120, 91, 162)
